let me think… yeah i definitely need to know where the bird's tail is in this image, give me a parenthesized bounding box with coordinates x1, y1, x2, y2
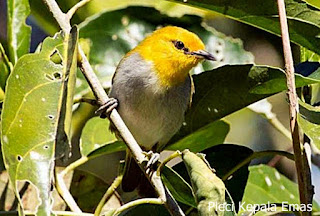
(122, 151, 157, 197)
(122, 151, 142, 192)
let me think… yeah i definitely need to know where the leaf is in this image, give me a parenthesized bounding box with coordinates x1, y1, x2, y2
(0, 43, 12, 91)
(70, 170, 110, 213)
(297, 99, 320, 150)
(170, 0, 320, 56)
(182, 150, 225, 216)
(80, 117, 126, 158)
(300, 47, 320, 63)
(303, 0, 320, 10)
(202, 145, 253, 212)
(1, 27, 78, 215)
(77, 6, 253, 96)
(240, 165, 320, 214)
(166, 120, 230, 152)
(7, 0, 31, 64)
(161, 166, 196, 208)
(175, 64, 320, 137)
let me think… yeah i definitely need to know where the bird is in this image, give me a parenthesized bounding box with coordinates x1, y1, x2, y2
(104, 26, 216, 194)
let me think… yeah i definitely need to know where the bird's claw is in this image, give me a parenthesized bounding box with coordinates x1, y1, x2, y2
(144, 151, 160, 175)
(96, 98, 118, 118)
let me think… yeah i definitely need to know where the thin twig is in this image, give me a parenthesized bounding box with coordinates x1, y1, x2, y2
(222, 150, 294, 181)
(94, 175, 123, 216)
(157, 151, 181, 176)
(113, 198, 163, 216)
(67, 0, 92, 19)
(25, 211, 93, 216)
(55, 170, 82, 213)
(42, 0, 184, 215)
(60, 156, 88, 177)
(277, 0, 313, 214)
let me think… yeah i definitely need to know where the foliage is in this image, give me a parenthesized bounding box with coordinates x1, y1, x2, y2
(0, 0, 320, 215)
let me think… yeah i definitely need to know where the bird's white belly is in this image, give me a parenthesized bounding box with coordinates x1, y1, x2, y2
(117, 94, 184, 150)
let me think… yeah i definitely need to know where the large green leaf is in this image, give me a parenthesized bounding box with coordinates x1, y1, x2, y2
(175, 65, 320, 137)
(240, 165, 320, 214)
(7, 0, 31, 64)
(1, 28, 78, 215)
(80, 117, 126, 158)
(170, 0, 320, 56)
(78, 6, 253, 96)
(166, 120, 229, 152)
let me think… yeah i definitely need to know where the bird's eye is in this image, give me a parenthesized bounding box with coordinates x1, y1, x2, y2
(174, 41, 185, 50)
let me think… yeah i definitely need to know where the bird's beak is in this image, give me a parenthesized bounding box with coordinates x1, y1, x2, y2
(191, 50, 216, 61)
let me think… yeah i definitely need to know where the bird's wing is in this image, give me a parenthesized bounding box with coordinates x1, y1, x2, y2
(188, 74, 195, 108)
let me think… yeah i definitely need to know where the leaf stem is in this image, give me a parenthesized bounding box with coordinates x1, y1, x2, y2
(24, 210, 93, 216)
(113, 198, 163, 216)
(157, 151, 182, 176)
(0, 43, 13, 72)
(277, 0, 313, 213)
(222, 150, 294, 181)
(60, 156, 88, 177)
(67, 0, 92, 19)
(94, 175, 123, 216)
(55, 170, 82, 213)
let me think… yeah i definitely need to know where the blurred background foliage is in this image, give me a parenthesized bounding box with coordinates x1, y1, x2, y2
(0, 0, 320, 214)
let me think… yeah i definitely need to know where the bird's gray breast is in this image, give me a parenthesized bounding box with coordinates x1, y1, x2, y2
(109, 53, 191, 150)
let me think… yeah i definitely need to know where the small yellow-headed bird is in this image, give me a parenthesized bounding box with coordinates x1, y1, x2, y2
(108, 26, 215, 193)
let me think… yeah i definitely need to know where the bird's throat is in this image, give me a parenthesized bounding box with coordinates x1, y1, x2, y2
(152, 60, 192, 88)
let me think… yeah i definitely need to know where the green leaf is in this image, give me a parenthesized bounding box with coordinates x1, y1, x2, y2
(166, 120, 229, 152)
(1, 28, 78, 215)
(303, 0, 320, 10)
(7, 0, 31, 64)
(297, 99, 320, 150)
(78, 6, 253, 96)
(0, 43, 12, 91)
(80, 117, 126, 158)
(182, 150, 225, 216)
(176, 65, 319, 137)
(170, 0, 320, 56)
(300, 47, 320, 62)
(161, 166, 196, 208)
(70, 170, 110, 212)
(240, 165, 320, 214)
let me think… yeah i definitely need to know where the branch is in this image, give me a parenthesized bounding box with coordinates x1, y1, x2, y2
(42, 0, 184, 215)
(277, 0, 314, 214)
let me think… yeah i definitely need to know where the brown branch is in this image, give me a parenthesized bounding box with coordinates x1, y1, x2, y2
(42, 0, 184, 215)
(276, 0, 314, 214)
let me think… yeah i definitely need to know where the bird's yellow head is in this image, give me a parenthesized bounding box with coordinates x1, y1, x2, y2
(130, 26, 215, 87)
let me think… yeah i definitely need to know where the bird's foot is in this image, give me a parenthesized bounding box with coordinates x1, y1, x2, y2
(144, 151, 160, 175)
(95, 98, 119, 118)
